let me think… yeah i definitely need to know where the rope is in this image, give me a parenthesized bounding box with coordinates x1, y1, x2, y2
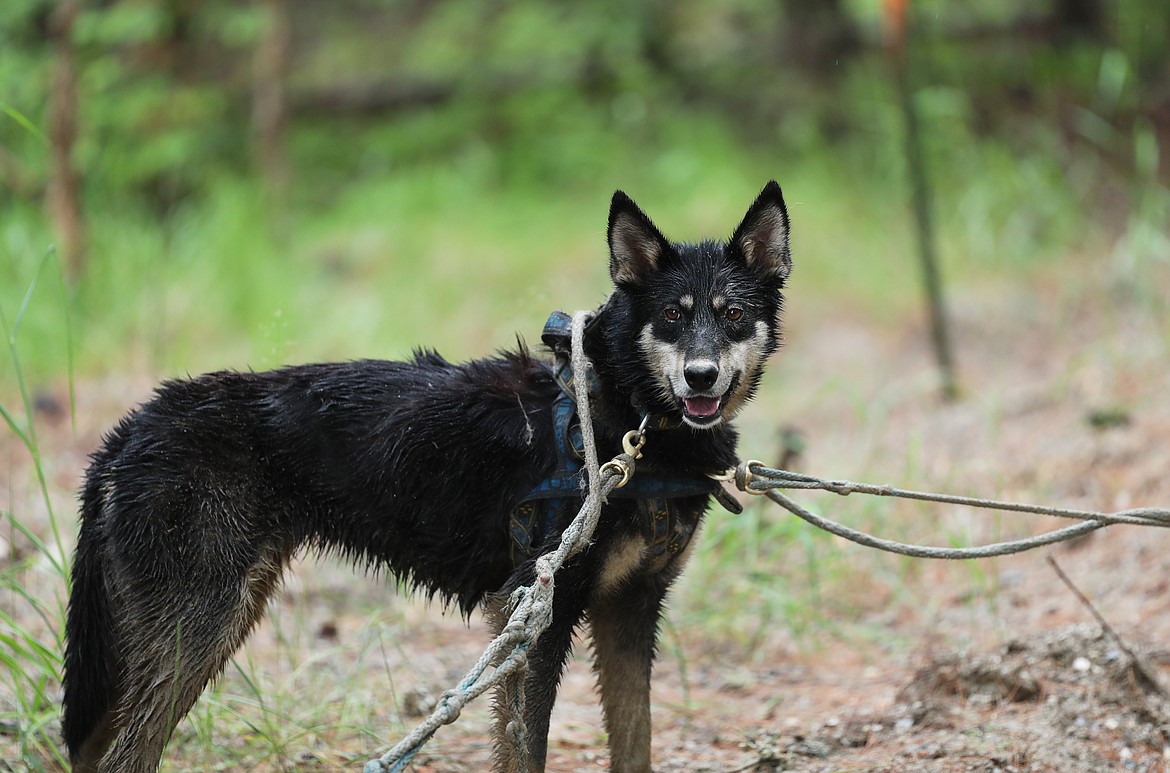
(364, 310, 638, 773)
(361, 329, 1170, 769)
(734, 462, 1170, 560)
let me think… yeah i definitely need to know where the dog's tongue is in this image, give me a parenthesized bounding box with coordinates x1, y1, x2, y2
(684, 396, 721, 418)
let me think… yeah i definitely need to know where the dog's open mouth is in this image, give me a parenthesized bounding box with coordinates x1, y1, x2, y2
(682, 395, 722, 424)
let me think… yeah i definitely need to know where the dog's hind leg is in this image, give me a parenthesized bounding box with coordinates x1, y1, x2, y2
(63, 509, 124, 771)
(68, 710, 118, 773)
(588, 575, 669, 773)
(95, 545, 289, 773)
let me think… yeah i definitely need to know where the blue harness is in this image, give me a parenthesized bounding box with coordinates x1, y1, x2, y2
(507, 310, 736, 570)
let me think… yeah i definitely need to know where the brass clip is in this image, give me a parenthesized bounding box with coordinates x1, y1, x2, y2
(735, 460, 768, 495)
(600, 457, 634, 488)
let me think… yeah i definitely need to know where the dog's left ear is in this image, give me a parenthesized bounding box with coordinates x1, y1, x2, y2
(731, 180, 791, 285)
(608, 190, 672, 286)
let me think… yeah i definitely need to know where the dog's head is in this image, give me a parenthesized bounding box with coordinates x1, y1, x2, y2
(606, 182, 790, 429)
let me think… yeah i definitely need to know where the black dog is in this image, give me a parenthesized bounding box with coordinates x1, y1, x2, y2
(62, 181, 791, 772)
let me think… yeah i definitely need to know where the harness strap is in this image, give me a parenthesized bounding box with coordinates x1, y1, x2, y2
(509, 308, 732, 568)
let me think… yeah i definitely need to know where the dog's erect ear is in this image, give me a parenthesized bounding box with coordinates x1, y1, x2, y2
(730, 180, 791, 285)
(608, 190, 671, 286)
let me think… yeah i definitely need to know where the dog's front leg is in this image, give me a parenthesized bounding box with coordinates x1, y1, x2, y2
(588, 576, 668, 773)
(488, 561, 591, 773)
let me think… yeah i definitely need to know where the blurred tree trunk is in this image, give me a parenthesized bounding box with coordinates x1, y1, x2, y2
(253, 0, 291, 208)
(781, 0, 860, 75)
(46, 0, 85, 282)
(1054, 0, 1105, 41)
(884, 0, 959, 401)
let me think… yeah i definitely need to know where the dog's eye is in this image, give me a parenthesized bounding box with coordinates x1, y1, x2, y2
(663, 307, 681, 322)
(725, 307, 744, 322)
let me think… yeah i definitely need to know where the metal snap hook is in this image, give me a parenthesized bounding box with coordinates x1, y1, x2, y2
(622, 429, 646, 460)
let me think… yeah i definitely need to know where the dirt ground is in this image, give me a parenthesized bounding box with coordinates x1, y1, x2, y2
(5, 254, 1170, 772)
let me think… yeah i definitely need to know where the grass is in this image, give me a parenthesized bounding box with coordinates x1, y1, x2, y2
(1, 252, 73, 772)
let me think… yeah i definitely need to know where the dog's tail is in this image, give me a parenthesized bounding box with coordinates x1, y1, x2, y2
(62, 452, 121, 767)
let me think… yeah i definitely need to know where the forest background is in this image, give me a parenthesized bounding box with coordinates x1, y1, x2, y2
(3, 1, 1170, 770)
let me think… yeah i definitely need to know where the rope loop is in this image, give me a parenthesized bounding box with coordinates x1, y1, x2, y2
(733, 462, 1170, 560)
(359, 315, 1170, 771)
(734, 459, 768, 495)
(600, 452, 638, 489)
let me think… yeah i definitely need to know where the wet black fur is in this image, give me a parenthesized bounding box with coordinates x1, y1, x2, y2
(62, 182, 791, 773)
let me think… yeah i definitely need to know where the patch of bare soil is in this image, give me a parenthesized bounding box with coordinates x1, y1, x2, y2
(4, 257, 1170, 772)
(764, 623, 1170, 772)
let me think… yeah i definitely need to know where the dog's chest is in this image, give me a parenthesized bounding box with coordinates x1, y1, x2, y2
(595, 498, 704, 594)
(508, 494, 703, 577)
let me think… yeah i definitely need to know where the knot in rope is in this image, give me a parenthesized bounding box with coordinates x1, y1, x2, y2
(435, 689, 465, 724)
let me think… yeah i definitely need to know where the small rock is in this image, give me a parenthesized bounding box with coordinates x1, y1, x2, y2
(790, 739, 831, 759)
(401, 687, 437, 717)
(1085, 406, 1131, 430)
(33, 387, 66, 422)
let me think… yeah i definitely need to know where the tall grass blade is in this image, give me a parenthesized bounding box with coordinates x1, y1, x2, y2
(0, 99, 48, 145)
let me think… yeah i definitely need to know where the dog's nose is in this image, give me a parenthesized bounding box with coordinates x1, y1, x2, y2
(684, 361, 719, 392)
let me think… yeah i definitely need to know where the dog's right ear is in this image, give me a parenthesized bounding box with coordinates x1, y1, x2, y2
(608, 190, 671, 286)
